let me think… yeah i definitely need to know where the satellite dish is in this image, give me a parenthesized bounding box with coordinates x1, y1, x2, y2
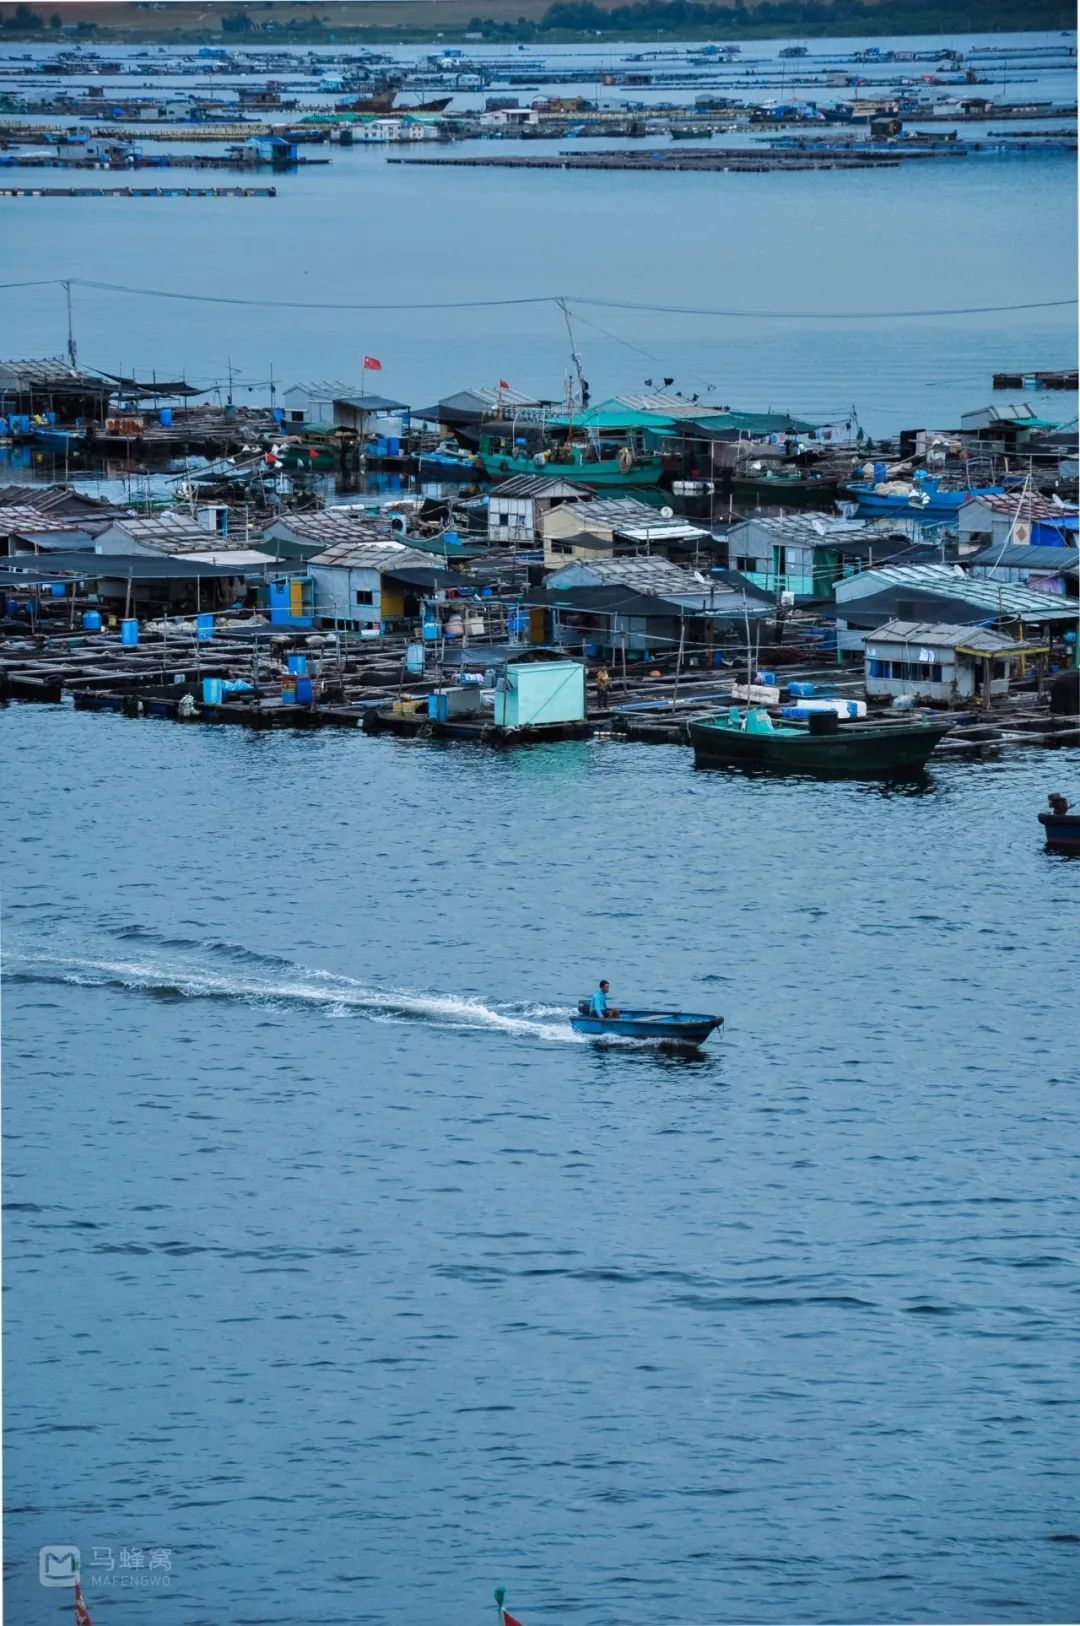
(660, 505, 674, 519)
(810, 518, 826, 536)
(692, 570, 708, 584)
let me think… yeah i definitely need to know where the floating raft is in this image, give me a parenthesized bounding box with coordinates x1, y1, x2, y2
(992, 368, 1079, 391)
(391, 149, 901, 175)
(0, 184, 276, 198)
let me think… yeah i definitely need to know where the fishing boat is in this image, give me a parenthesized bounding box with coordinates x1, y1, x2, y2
(732, 467, 840, 504)
(572, 1001, 723, 1049)
(688, 706, 953, 776)
(476, 436, 663, 488)
(418, 442, 479, 478)
(32, 425, 85, 452)
(843, 473, 1003, 515)
(1038, 793, 1080, 854)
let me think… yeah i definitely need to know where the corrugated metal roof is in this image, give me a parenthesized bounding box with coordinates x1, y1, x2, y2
(546, 557, 705, 595)
(307, 540, 437, 570)
(838, 563, 1079, 620)
(335, 395, 409, 413)
(0, 506, 86, 534)
(104, 513, 251, 554)
(969, 544, 1080, 572)
(868, 620, 1020, 653)
(971, 493, 1080, 520)
(265, 511, 397, 545)
(489, 474, 589, 499)
(0, 357, 110, 392)
(284, 379, 365, 399)
(728, 511, 885, 544)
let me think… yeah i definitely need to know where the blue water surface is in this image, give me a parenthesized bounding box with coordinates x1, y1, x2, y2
(3, 702, 1079, 1624)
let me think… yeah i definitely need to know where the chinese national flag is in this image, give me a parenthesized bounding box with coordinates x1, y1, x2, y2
(498, 379, 510, 390)
(363, 355, 382, 371)
(74, 1581, 95, 1626)
(501, 1614, 525, 1626)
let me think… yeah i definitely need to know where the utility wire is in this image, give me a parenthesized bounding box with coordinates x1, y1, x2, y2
(0, 278, 1073, 321)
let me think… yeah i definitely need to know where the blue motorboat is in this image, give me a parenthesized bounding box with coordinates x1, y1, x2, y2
(571, 1001, 723, 1049)
(419, 442, 479, 479)
(843, 472, 1003, 516)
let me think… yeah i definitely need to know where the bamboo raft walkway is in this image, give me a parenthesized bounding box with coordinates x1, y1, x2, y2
(2, 624, 1077, 752)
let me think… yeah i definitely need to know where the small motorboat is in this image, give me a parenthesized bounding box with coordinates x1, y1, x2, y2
(1038, 792, 1080, 854)
(572, 1001, 723, 1049)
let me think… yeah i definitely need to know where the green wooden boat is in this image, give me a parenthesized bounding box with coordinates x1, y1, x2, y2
(477, 436, 663, 488)
(688, 707, 953, 777)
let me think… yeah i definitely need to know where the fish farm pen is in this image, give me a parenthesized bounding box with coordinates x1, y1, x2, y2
(1, 620, 1077, 756)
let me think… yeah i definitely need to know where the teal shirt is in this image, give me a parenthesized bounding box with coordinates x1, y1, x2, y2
(590, 990, 608, 1017)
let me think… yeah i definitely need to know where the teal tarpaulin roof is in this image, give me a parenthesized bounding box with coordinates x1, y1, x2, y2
(546, 402, 676, 431)
(691, 410, 821, 434)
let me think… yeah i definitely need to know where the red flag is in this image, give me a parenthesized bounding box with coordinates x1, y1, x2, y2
(363, 355, 382, 371)
(502, 1613, 525, 1626)
(498, 379, 509, 390)
(75, 1581, 95, 1626)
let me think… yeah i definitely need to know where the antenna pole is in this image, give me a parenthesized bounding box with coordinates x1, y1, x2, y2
(64, 280, 77, 368)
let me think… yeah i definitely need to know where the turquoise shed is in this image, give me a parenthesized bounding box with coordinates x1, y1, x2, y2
(493, 660, 585, 729)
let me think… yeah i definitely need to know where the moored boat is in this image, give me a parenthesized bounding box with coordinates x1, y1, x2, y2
(688, 706, 953, 777)
(1038, 792, 1080, 854)
(419, 442, 479, 478)
(477, 435, 663, 488)
(843, 473, 1003, 515)
(571, 1002, 723, 1049)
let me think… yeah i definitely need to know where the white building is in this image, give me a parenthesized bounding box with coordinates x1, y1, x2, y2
(958, 492, 1080, 553)
(306, 538, 455, 634)
(282, 381, 366, 428)
(541, 497, 708, 568)
(487, 474, 590, 545)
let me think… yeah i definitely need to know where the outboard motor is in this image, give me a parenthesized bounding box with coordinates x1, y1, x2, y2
(577, 999, 591, 1016)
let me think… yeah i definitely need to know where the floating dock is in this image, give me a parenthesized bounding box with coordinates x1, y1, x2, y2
(992, 368, 1079, 391)
(0, 183, 276, 198)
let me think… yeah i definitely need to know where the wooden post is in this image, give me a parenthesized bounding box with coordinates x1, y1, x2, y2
(671, 615, 685, 710)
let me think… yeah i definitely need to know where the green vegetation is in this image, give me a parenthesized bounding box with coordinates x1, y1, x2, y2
(476, 0, 1075, 40)
(0, 0, 1074, 41)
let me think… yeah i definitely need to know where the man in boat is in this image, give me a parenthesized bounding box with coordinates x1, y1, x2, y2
(590, 980, 620, 1020)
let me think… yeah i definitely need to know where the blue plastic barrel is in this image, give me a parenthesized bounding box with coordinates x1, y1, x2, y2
(295, 676, 314, 705)
(405, 642, 425, 675)
(51, 582, 66, 598)
(272, 407, 284, 423)
(789, 681, 816, 697)
(422, 621, 440, 642)
(120, 618, 139, 646)
(443, 529, 459, 547)
(286, 653, 307, 675)
(196, 612, 214, 641)
(202, 677, 223, 705)
(159, 407, 173, 427)
(280, 683, 295, 705)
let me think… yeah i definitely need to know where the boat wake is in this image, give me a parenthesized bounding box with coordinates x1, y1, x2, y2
(4, 937, 599, 1047)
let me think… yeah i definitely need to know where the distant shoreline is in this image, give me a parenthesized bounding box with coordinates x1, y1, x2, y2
(0, 1, 1075, 48)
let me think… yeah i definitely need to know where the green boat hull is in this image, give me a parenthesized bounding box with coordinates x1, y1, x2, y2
(477, 449, 663, 487)
(688, 716, 953, 777)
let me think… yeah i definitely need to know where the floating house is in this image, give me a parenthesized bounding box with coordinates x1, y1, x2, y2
(966, 542, 1079, 597)
(412, 385, 549, 440)
(305, 537, 463, 634)
(0, 357, 111, 426)
(282, 380, 366, 427)
(863, 620, 1034, 705)
(724, 512, 908, 597)
(529, 556, 771, 659)
(541, 496, 708, 568)
(487, 474, 590, 545)
(260, 509, 399, 562)
(91, 512, 272, 565)
(958, 491, 1079, 553)
(834, 562, 1080, 650)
